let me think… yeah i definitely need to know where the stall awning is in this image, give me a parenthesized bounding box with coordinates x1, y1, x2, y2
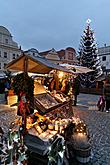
(5, 53, 72, 74)
(60, 63, 94, 74)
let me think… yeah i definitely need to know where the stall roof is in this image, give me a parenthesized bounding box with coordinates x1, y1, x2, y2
(5, 53, 72, 74)
(60, 63, 94, 74)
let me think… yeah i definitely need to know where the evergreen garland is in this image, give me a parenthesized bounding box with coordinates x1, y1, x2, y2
(11, 72, 34, 109)
(48, 135, 65, 165)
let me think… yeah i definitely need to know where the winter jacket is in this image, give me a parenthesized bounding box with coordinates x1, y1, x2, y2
(72, 78, 80, 95)
(103, 84, 110, 100)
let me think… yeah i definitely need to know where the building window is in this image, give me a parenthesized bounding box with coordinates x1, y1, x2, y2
(0, 51, 1, 57)
(4, 52, 7, 58)
(102, 56, 106, 61)
(33, 52, 35, 56)
(5, 39, 8, 44)
(102, 66, 106, 72)
(68, 52, 73, 60)
(4, 63, 7, 68)
(0, 63, 1, 69)
(13, 54, 16, 59)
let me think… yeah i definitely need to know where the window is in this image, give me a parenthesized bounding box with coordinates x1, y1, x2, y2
(102, 66, 106, 72)
(102, 56, 106, 61)
(0, 63, 1, 69)
(0, 51, 1, 57)
(4, 63, 7, 68)
(5, 39, 8, 44)
(4, 52, 7, 58)
(68, 52, 73, 60)
(33, 52, 35, 56)
(13, 54, 16, 59)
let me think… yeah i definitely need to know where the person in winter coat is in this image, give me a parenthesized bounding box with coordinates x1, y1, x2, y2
(103, 78, 110, 112)
(72, 75, 80, 106)
(97, 95, 105, 111)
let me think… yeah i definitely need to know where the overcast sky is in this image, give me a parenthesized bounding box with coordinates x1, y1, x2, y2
(0, 0, 110, 52)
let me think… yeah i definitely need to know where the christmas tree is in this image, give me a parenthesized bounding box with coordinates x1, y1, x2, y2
(78, 19, 103, 87)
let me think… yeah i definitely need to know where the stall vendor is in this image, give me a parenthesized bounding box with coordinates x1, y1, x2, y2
(48, 72, 59, 91)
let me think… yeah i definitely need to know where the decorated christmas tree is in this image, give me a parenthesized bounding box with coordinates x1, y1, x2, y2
(78, 19, 103, 87)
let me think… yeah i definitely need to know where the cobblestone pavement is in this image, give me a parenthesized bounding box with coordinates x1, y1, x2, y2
(0, 105, 17, 135)
(0, 94, 110, 165)
(73, 94, 110, 165)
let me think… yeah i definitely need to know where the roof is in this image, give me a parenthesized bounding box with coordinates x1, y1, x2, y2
(60, 63, 94, 74)
(96, 74, 106, 81)
(0, 26, 11, 36)
(66, 47, 76, 52)
(5, 53, 72, 74)
(24, 48, 39, 54)
(57, 49, 65, 58)
(39, 50, 51, 56)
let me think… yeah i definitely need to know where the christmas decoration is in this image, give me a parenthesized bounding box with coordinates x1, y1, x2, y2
(0, 125, 28, 165)
(7, 128, 28, 164)
(48, 135, 65, 165)
(11, 72, 34, 114)
(78, 19, 103, 87)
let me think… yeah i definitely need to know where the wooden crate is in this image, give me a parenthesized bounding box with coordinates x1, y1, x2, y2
(34, 93, 62, 115)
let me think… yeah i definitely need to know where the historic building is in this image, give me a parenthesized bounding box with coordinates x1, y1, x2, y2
(0, 26, 21, 76)
(25, 47, 78, 65)
(24, 48, 39, 57)
(39, 47, 78, 64)
(39, 48, 60, 64)
(57, 47, 78, 65)
(98, 44, 110, 74)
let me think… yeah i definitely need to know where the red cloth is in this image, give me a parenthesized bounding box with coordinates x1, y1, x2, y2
(18, 92, 30, 116)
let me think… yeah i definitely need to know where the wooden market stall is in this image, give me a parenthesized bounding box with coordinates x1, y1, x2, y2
(5, 54, 92, 164)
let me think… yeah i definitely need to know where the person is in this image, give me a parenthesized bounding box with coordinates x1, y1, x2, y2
(4, 79, 10, 104)
(0, 79, 5, 94)
(72, 75, 80, 106)
(97, 95, 105, 111)
(103, 78, 110, 112)
(48, 72, 59, 92)
(61, 78, 70, 95)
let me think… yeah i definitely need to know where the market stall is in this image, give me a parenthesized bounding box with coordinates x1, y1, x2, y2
(4, 53, 92, 164)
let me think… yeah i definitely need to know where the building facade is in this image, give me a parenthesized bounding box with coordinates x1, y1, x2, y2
(0, 26, 21, 75)
(57, 47, 78, 65)
(39, 48, 60, 64)
(39, 47, 78, 64)
(98, 44, 110, 74)
(25, 47, 78, 65)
